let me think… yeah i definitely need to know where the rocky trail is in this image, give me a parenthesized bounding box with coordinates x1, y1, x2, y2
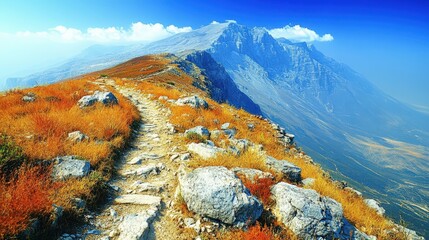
(63, 80, 186, 240)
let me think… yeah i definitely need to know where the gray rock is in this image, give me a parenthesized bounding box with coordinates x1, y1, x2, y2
(272, 182, 366, 240)
(364, 199, 385, 216)
(179, 166, 262, 227)
(124, 163, 164, 178)
(78, 91, 118, 108)
(117, 207, 158, 240)
(184, 217, 196, 228)
(176, 95, 208, 109)
(86, 229, 101, 235)
(394, 224, 425, 240)
(344, 187, 362, 197)
(67, 131, 89, 142)
(221, 122, 230, 130)
(185, 126, 210, 138)
(302, 178, 315, 187)
(52, 156, 91, 180)
(265, 156, 301, 182)
(114, 194, 161, 207)
(22, 93, 36, 102)
(223, 128, 237, 138)
(187, 142, 225, 159)
(180, 153, 191, 161)
(231, 167, 274, 182)
(229, 139, 252, 152)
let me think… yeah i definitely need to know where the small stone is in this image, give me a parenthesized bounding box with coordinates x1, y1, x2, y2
(170, 154, 179, 161)
(114, 194, 161, 207)
(176, 96, 209, 109)
(302, 178, 315, 187)
(86, 229, 101, 235)
(180, 153, 191, 161)
(110, 208, 118, 218)
(22, 93, 36, 102)
(109, 230, 118, 238)
(221, 123, 230, 130)
(67, 131, 89, 142)
(184, 218, 196, 228)
(185, 126, 210, 138)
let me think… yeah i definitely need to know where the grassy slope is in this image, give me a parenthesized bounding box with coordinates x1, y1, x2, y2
(0, 54, 406, 239)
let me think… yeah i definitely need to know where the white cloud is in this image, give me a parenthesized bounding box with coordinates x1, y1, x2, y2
(8, 22, 193, 43)
(211, 21, 220, 25)
(268, 25, 334, 42)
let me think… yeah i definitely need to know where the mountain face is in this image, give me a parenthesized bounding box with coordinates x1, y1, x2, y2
(4, 22, 429, 237)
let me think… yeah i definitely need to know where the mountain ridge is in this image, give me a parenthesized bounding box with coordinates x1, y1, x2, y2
(2, 21, 428, 237)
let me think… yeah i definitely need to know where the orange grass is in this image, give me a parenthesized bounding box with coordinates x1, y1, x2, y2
(163, 84, 402, 238)
(0, 166, 57, 238)
(189, 150, 272, 174)
(0, 77, 139, 237)
(238, 175, 275, 205)
(0, 78, 139, 162)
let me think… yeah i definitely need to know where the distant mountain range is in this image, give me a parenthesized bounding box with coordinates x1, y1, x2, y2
(2, 21, 429, 237)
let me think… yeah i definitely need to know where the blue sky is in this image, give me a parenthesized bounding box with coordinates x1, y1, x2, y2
(0, 0, 428, 109)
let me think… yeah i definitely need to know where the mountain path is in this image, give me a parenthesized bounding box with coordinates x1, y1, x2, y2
(79, 79, 186, 240)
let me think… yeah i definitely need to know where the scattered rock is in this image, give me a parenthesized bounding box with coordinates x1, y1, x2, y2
(67, 131, 89, 142)
(265, 156, 301, 182)
(170, 154, 179, 161)
(302, 178, 315, 187)
(231, 167, 274, 182)
(344, 187, 362, 197)
(127, 153, 163, 165)
(51, 156, 91, 180)
(187, 143, 225, 159)
(108, 183, 120, 192)
(222, 128, 237, 138)
(109, 208, 118, 218)
(22, 93, 36, 102)
(185, 126, 210, 138)
(221, 123, 230, 130)
(247, 123, 255, 130)
(124, 163, 164, 178)
(176, 95, 209, 109)
(131, 181, 162, 193)
(229, 139, 252, 152)
(364, 199, 385, 216)
(114, 194, 161, 207)
(180, 153, 191, 161)
(158, 96, 168, 100)
(117, 207, 158, 240)
(184, 217, 196, 228)
(394, 224, 425, 240)
(179, 166, 262, 227)
(166, 123, 176, 134)
(78, 91, 118, 108)
(272, 182, 360, 239)
(86, 229, 101, 235)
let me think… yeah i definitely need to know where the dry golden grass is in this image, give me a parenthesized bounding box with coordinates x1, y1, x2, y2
(0, 76, 139, 237)
(0, 78, 139, 163)
(188, 150, 272, 174)
(160, 78, 403, 238)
